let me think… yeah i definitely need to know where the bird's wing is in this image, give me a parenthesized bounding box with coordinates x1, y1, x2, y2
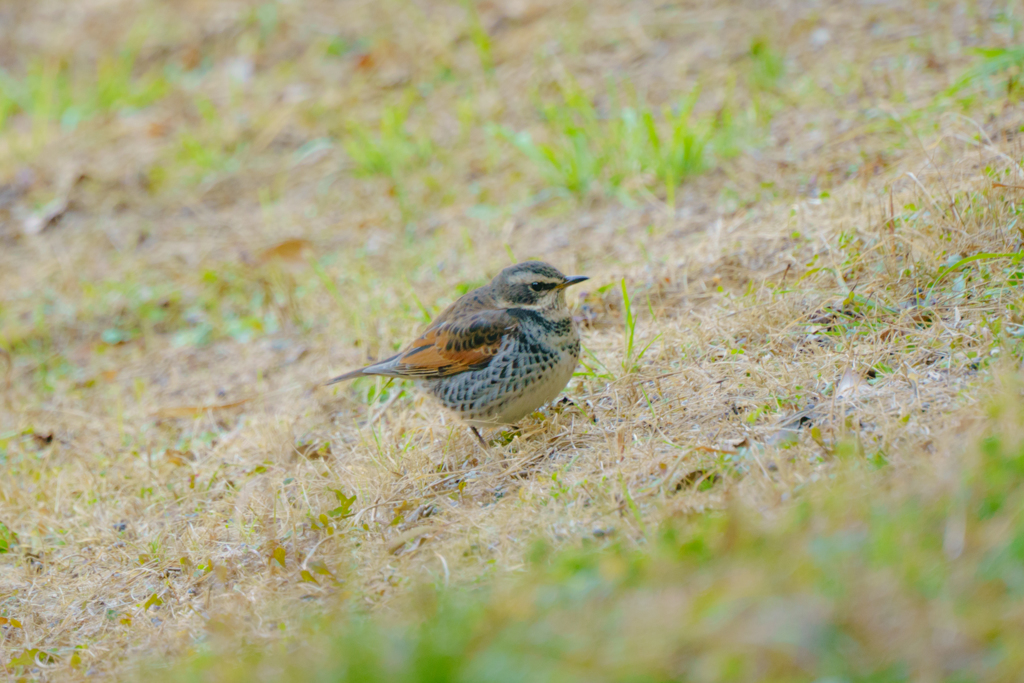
(383, 308, 518, 378)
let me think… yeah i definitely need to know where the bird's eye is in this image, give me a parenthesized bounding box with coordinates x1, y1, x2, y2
(529, 281, 556, 292)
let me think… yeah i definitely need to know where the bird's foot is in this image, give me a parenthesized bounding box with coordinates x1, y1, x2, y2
(469, 426, 489, 451)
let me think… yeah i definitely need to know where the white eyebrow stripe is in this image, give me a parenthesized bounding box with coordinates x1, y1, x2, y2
(507, 273, 561, 284)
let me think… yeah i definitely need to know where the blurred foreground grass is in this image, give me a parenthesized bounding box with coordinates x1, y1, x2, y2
(164, 380, 1024, 683)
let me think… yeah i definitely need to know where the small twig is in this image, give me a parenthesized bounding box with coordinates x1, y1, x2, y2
(434, 552, 450, 585)
(301, 533, 335, 571)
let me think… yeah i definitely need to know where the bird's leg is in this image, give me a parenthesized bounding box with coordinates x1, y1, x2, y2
(469, 426, 489, 451)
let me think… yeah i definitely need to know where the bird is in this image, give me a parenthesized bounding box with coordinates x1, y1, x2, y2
(326, 261, 589, 448)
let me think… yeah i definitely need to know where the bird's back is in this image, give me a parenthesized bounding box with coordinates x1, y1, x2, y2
(425, 284, 499, 332)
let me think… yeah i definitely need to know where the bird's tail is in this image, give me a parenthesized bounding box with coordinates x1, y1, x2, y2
(323, 368, 369, 385)
(323, 353, 402, 386)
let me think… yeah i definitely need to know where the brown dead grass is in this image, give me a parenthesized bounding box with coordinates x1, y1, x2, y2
(2, 0, 1023, 678)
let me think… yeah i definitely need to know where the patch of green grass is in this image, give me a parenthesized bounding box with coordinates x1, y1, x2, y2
(0, 519, 18, 553)
(949, 46, 1024, 99)
(343, 100, 433, 179)
(186, 266, 285, 346)
(574, 346, 615, 382)
(747, 37, 786, 94)
(0, 47, 170, 137)
(620, 278, 658, 375)
(172, 129, 244, 182)
(492, 78, 755, 203)
(342, 97, 435, 216)
(145, 95, 249, 188)
(461, 0, 495, 75)
(0, 261, 321, 388)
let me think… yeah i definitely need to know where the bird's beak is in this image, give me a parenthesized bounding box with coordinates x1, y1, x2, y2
(559, 275, 589, 289)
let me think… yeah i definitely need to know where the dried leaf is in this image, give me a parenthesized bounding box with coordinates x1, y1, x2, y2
(21, 166, 84, 236)
(147, 120, 170, 138)
(693, 445, 737, 455)
(386, 525, 433, 554)
(270, 545, 287, 568)
(308, 560, 335, 578)
(295, 439, 332, 459)
(164, 450, 194, 466)
(143, 593, 163, 610)
(355, 52, 375, 70)
(836, 368, 867, 399)
(154, 398, 252, 419)
(9, 648, 56, 667)
(675, 469, 721, 491)
(31, 431, 54, 447)
(257, 238, 314, 265)
(299, 569, 319, 584)
(879, 328, 900, 342)
(22, 196, 70, 235)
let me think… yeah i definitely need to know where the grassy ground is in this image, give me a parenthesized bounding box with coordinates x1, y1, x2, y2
(2, 0, 1024, 680)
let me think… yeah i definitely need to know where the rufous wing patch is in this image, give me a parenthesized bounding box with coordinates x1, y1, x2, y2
(392, 310, 516, 377)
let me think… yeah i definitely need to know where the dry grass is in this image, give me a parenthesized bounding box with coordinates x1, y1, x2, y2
(2, 0, 1024, 679)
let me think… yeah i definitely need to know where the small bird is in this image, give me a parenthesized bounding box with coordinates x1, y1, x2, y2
(327, 261, 588, 447)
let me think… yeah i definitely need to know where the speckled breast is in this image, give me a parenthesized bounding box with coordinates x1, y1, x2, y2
(422, 313, 580, 427)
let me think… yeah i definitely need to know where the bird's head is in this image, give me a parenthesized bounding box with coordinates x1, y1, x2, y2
(490, 261, 588, 310)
